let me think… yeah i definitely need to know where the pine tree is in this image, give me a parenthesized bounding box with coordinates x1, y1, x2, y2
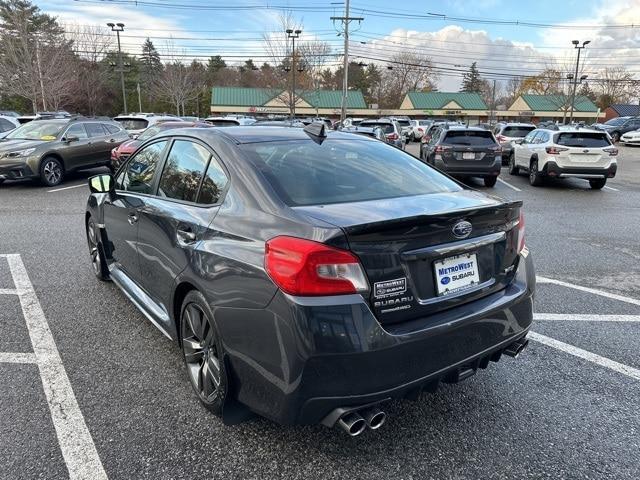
(140, 38, 162, 75)
(460, 62, 483, 93)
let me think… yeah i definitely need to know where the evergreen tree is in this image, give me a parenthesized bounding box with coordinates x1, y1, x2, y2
(460, 62, 484, 93)
(140, 38, 162, 74)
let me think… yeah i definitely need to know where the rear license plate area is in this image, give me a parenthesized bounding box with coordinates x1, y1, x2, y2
(434, 253, 480, 296)
(462, 152, 475, 160)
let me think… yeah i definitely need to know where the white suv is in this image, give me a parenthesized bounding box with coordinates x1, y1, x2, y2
(510, 128, 617, 189)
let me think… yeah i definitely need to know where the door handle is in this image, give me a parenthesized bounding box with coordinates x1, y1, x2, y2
(177, 227, 197, 245)
(127, 212, 138, 225)
(109, 138, 116, 143)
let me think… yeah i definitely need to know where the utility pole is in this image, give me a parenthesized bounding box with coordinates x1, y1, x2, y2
(331, 0, 363, 124)
(108, 22, 128, 114)
(285, 29, 301, 119)
(490, 79, 496, 124)
(137, 82, 142, 113)
(568, 39, 590, 124)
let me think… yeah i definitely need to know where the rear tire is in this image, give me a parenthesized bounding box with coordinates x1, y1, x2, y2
(589, 178, 607, 190)
(508, 153, 519, 175)
(39, 156, 64, 187)
(483, 176, 497, 188)
(529, 159, 544, 186)
(180, 290, 227, 416)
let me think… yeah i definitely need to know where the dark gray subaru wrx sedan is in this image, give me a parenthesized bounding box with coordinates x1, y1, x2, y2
(85, 124, 535, 436)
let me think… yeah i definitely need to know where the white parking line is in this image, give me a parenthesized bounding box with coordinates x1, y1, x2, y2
(47, 184, 85, 193)
(497, 177, 522, 191)
(3, 254, 107, 480)
(0, 352, 38, 364)
(0, 288, 20, 295)
(537, 275, 640, 307)
(534, 313, 640, 322)
(603, 185, 619, 192)
(529, 331, 640, 381)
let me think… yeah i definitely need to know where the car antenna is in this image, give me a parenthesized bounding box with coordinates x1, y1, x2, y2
(303, 122, 327, 144)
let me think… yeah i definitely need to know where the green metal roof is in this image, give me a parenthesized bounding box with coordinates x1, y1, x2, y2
(407, 92, 488, 110)
(520, 94, 598, 112)
(211, 87, 367, 108)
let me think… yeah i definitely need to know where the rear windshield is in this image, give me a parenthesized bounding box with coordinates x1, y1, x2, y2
(241, 139, 461, 206)
(604, 118, 627, 126)
(418, 120, 431, 126)
(442, 131, 497, 146)
(360, 122, 394, 133)
(555, 132, 611, 148)
(395, 119, 410, 127)
(205, 120, 239, 127)
(502, 126, 535, 137)
(115, 118, 148, 131)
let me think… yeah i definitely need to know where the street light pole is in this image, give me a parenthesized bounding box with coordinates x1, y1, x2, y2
(568, 39, 590, 125)
(108, 22, 128, 114)
(286, 29, 301, 120)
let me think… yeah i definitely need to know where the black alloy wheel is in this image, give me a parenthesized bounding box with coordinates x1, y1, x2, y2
(40, 156, 64, 186)
(508, 153, 519, 175)
(529, 159, 543, 186)
(86, 217, 109, 280)
(180, 291, 226, 415)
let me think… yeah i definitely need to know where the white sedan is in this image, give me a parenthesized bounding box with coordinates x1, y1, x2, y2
(620, 129, 640, 145)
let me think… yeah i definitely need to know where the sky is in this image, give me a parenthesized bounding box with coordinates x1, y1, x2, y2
(37, 0, 640, 92)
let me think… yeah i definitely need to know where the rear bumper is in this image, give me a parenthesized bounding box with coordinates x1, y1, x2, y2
(544, 160, 617, 179)
(216, 249, 535, 425)
(434, 156, 502, 177)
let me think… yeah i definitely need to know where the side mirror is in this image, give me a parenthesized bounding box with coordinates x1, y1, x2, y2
(88, 174, 115, 194)
(64, 135, 79, 143)
(514, 139, 524, 145)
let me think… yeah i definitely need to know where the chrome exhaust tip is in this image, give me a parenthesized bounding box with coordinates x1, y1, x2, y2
(361, 407, 386, 430)
(503, 338, 529, 358)
(337, 412, 367, 437)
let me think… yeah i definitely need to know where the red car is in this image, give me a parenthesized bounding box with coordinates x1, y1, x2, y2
(110, 121, 212, 170)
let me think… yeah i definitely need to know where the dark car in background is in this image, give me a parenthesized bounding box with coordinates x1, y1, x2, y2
(592, 116, 640, 142)
(494, 123, 536, 164)
(340, 125, 385, 141)
(359, 119, 405, 149)
(420, 126, 502, 187)
(0, 117, 128, 186)
(111, 121, 212, 170)
(85, 125, 533, 435)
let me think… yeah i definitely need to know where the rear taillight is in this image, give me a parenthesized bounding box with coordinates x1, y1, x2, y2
(545, 146, 569, 155)
(421, 135, 431, 144)
(496, 134, 507, 143)
(418, 128, 424, 132)
(603, 147, 618, 156)
(434, 145, 451, 154)
(516, 212, 525, 254)
(386, 132, 399, 141)
(265, 236, 369, 296)
(490, 145, 502, 153)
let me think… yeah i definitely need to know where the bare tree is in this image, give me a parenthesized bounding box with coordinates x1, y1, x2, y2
(373, 52, 437, 108)
(594, 67, 635, 105)
(151, 41, 201, 115)
(298, 40, 332, 115)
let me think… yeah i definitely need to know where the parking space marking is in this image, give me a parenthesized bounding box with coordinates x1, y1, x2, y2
(0, 352, 38, 364)
(537, 275, 640, 307)
(0, 288, 20, 295)
(603, 185, 620, 192)
(3, 254, 108, 480)
(47, 184, 86, 193)
(529, 331, 640, 381)
(534, 313, 640, 322)
(497, 177, 522, 192)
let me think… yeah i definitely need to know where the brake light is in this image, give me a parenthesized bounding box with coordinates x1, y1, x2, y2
(421, 135, 431, 143)
(418, 128, 424, 132)
(516, 211, 525, 254)
(265, 236, 369, 296)
(496, 134, 507, 143)
(434, 145, 451, 154)
(545, 146, 569, 155)
(603, 147, 618, 156)
(386, 132, 399, 141)
(490, 145, 502, 153)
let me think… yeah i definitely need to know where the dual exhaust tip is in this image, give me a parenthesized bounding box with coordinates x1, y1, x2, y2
(503, 337, 529, 358)
(337, 406, 386, 436)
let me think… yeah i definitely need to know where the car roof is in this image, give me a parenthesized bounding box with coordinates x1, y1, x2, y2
(499, 123, 536, 127)
(444, 126, 489, 132)
(155, 126, 376, 145)
(360, 119, 393, 124)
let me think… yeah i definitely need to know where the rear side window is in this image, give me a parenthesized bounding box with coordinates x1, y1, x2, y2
(104, 124, 121, 135)
(85, 123, 107, 137)
(360, 122, 393, 134)
(116, 141, 167, 194)
(158, 140, 211, 203)
(116, 118, 149, 131)
(442, 131, 497, 146)
(199, 159, 228, 205)
(241, 139, 461, 207)
(502, 126, 535, 137)
(555, 132, 611, 148)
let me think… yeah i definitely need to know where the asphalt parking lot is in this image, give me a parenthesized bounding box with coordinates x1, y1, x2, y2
(1, 144, 639, 480)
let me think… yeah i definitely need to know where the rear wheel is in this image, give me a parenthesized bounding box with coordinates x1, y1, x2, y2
(39, 156, 64, 187)
(508, 153, 519, 175)
(483, 176, 497, 188)
(529, 159, 544, 186)
(180, 290, 227, 416)
(86, 217, 110, 281)
(589, 178, 607, 190)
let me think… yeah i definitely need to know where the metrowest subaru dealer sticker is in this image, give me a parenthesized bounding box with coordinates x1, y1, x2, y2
(374, 277, 407, 298)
